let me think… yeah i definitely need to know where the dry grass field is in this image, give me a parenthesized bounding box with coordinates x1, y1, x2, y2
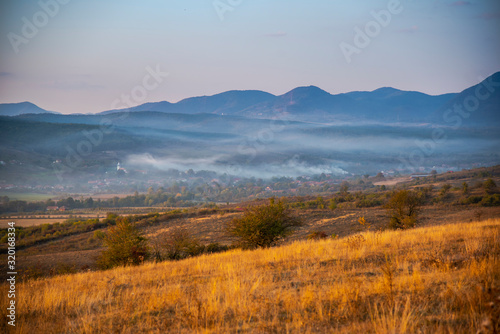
(4, 205, 500, 278)
(0, 217, 100, 228)
(3, 218, 499, 333)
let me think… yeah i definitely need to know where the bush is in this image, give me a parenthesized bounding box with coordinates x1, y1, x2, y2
(307, 231, 329, 240)
(484, 179, 497, 194)
(481, 194, 500, 207)
(227, 198, 302, 249)
(162, 228, 203, 260)
(465, 195, 483, 204)
(385, 190, 422, 230)
(440, 184, 451, 196)
(329, 198, 337, 210)
(206, 242, 229, 254)
(97, 217, 148, 269)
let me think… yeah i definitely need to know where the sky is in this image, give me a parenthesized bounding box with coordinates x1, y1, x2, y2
(0, 0, 499, 114)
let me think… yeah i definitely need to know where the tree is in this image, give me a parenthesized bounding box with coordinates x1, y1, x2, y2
(162, 228, 203, 260)
(339, 181, 350, 195)
(98, 217, 148, 269)
(440, 184, 451, 196)
(484, 179, 497, 194)
(316, 196, 325, 209)
(462, 182, 469, 195)
(329, 198, 337, 211)
(385, 190, 422, 229)
(227, 198, 302, 249)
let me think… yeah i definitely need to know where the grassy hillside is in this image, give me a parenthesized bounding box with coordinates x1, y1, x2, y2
(3, 218, 499, 333)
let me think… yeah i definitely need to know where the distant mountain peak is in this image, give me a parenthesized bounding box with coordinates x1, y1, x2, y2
(284, 85, 331, 95)
(0, 101, 57, 116)
(372, 87, 400, 93)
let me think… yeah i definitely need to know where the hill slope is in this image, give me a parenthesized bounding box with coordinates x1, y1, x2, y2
(0, 102, 57, 116)
(435, 71, 500, 125)
(6, 218, 499, 333)
(100, 85, 458, 123)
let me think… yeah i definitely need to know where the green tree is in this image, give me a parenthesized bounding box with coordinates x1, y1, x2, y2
(98, 217, 148, 269)
(329, 198, 337, 211)
(440, 184, 451, 196)
(227, 199, 302, 249)
(462, 182, 469, 195)
(316, 196, 325, 209)
(385, 190, 422, 229)
(484, 179, 497, 194)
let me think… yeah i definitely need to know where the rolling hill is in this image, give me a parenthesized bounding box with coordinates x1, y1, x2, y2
(0, 73, 499, 183)
(1, 72, 499, 126)
(0, 102, 58, 116)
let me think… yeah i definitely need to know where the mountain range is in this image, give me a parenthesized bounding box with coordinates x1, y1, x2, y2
(101, 85, 457, 124)
(0, 72, 499, 183)
(2, 71, 499, 125)
(0, 102, 58, 116)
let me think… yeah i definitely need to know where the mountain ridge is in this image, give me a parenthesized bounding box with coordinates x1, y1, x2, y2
(1, 72, 499, 125)
(0, 102, 59, 116)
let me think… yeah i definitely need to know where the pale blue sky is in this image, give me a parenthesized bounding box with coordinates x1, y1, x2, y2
(0, 0, 499, 114)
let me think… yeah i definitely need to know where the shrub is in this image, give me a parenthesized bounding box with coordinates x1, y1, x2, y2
(484, 179, 497, 194)
(97, 217, 148, 269)
(344, 234, 366, 249)
(385, 190, 422, 230)
(206, 242, 229, 254)
(103, 213, 118, 225)
(329, 198, 337, 211)
(307, 231, 329, 240)
(227, 198, 302, 249)
(440, 184, 452, 196)
(358, 216, 371, 230)
(162, 228, 203, 260)
(481, 194, 500, 207)
(466, 195, 483, 204)
(462, 182, 469, 194)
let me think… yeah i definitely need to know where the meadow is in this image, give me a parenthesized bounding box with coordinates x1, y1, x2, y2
(3, 218, 499, 333)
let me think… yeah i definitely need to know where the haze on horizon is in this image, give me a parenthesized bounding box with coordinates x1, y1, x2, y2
(0, 0, 499, 114)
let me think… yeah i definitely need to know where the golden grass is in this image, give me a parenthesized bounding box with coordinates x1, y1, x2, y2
(0, 216, 100, 228)
(3, 219, 499, 333)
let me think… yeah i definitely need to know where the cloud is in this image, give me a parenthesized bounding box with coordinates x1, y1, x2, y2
(0, 71, 14, 77)
(397, 25, 419, 34)
(263, 31, 287, 37)
(477, 12, 500, 20)
(449, 1, 471, 6)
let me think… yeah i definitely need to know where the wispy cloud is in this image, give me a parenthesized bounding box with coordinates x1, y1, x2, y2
(0, 71, 14, 77)
(397, 25, 419, 34)
(477, 12, 500, 20)
(263, 31, 287, 37)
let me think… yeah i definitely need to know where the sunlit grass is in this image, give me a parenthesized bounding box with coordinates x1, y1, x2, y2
(2, 219, 499, 333)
